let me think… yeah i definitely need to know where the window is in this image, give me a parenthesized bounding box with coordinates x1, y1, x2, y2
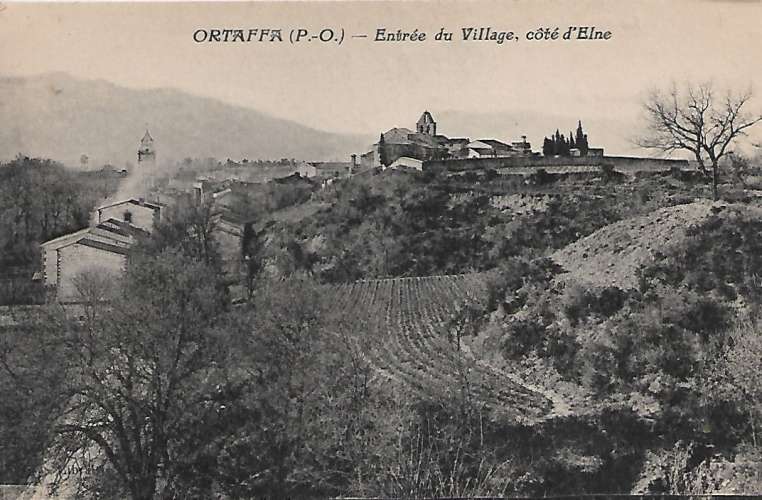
(123, 210, 133, 223)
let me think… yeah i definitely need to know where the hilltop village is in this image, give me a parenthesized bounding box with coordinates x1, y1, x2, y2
(32, 111, 692, 302)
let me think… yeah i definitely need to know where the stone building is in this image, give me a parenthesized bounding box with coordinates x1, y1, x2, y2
(39, 219, 147, 302)
(388, 156, 424, 171)
(137, 129, 157, 192)
(95, 199, 163, 233)
(467, 139, 515, 158)
(362, 111, 531, 168)
(296, 161, 352, 179)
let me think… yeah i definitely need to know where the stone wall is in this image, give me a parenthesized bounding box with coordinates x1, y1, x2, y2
(424, 155, 690, 175)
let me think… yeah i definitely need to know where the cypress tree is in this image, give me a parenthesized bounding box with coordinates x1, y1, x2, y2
(576, 121, 589, 155)
(542, 137, 553, 156)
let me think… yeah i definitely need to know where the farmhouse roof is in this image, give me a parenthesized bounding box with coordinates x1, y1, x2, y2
(40, 227, 92, 249)
(98, 218, 150, 238)
(77, 237, 131, 256)
(97, 198, 164, 212)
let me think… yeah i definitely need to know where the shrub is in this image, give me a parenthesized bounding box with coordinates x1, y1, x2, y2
(528, 168, 553, 185)
(562, 284, 626, 326)
(502, 319, 545, 358)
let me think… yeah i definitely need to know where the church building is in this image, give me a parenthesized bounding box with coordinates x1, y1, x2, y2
(361, 111, 532, 168)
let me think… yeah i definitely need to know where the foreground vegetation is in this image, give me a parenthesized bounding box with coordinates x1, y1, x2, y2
(3, 154, 762, 497)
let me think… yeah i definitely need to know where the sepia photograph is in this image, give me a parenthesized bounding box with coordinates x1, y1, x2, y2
(1, 1, 762, 498)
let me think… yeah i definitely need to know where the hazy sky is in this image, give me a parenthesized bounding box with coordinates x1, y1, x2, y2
(1, 0, 761, 139)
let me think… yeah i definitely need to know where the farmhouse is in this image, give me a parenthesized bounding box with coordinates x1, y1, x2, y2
(39, 219, 147, 301)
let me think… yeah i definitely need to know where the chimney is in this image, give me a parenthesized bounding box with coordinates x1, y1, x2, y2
(138, 197, 145, 205)
(349, 154, 357, 177)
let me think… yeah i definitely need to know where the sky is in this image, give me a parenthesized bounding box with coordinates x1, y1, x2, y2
(1, 0, 761, 142)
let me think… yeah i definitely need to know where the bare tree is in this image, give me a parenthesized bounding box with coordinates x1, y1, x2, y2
(43, 249, 231, 500)
(638, 82, 762, 200)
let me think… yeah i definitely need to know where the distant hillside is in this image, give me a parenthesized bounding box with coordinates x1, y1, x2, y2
(0, 73, 372, 167)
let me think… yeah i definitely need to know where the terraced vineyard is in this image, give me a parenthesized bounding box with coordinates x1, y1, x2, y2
(326, 274, 555, 424)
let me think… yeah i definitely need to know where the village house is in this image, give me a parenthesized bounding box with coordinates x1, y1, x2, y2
(96, 198, 163, 232)
(296, 161, 352, 179)
(467, 139, 515, 158)
(388, 156, 424, 171)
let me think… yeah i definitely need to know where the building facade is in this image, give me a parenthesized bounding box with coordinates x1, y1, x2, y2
(96, 199, 163, 233)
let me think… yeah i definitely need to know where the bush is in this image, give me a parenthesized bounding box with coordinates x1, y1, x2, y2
(562, 284, 626, 326)
(502, 318, 545, 358)
(528, 168, 553, 185)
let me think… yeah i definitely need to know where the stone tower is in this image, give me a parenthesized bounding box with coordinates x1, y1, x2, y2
(416, 111, 436, 136)
(138, 130, 156, 168)
(137, 130, 156, 197)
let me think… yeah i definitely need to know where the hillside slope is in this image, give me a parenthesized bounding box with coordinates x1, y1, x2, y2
(327, 274, 563, 423)
(551, 201, 718, 289)
(0, 73, 371, 166)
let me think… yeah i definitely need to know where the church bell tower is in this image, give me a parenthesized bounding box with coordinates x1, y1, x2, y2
(136, 130, 156, 197)
(416, 110, 437, 136)
(138, 130, 156, 168)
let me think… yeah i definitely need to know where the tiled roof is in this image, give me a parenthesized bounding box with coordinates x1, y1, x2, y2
(97, 199, 164, 212)
(40, 227, 91, 249)
(99, 218, 150, 238)
(77, 237, 131, 256)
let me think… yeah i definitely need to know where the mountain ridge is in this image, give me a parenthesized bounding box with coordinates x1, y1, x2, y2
(0, 72, 373, 167)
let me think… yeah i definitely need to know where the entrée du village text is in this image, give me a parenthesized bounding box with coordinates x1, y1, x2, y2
(191, 25, 613, 44)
